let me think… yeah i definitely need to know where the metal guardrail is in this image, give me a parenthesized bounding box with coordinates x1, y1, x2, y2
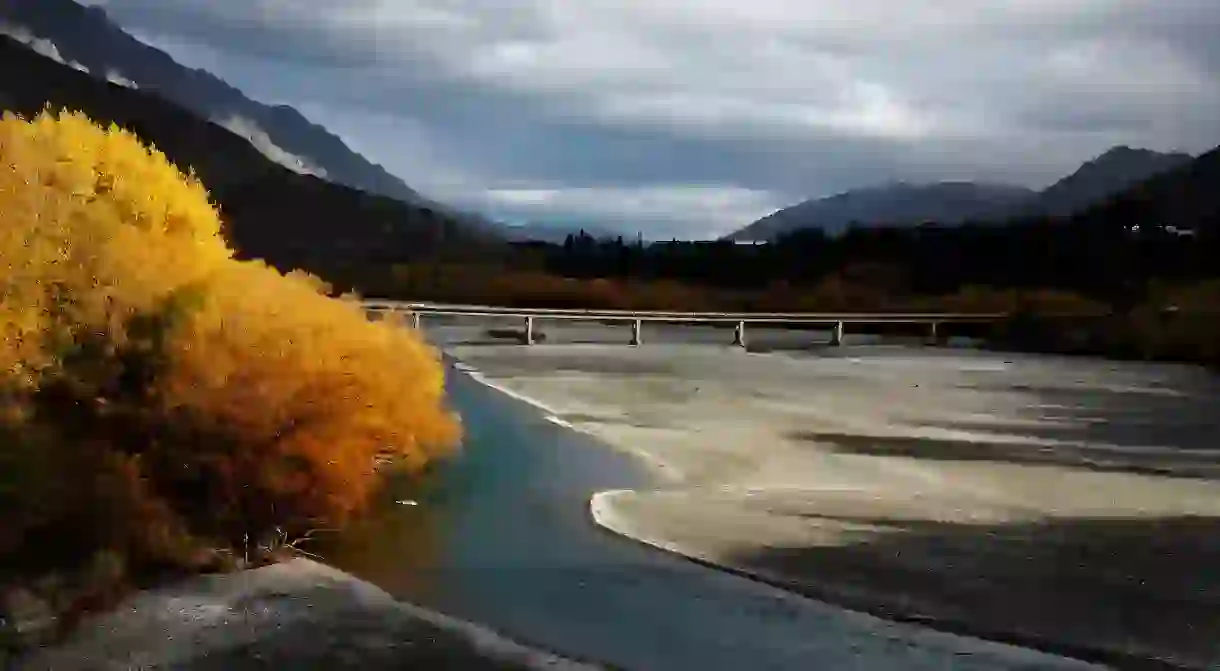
(361, 300, 1013, 347)
(361, 301, 1009, 324)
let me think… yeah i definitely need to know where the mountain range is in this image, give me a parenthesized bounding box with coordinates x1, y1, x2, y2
(1072, 143, 1220, 235)
(1032, 146, 1194, 218)
(729, 182, 1035, 240)
(728, 146, 1197, 241)
(1, 0, 1216, 261)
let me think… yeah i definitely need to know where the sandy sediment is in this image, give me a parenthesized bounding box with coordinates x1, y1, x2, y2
(443, 329, 1220, 669)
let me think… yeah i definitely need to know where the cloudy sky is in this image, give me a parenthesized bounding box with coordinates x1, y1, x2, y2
(88, 0, 1220, 239)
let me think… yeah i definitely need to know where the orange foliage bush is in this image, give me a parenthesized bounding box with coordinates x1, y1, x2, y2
(149, 260, 458, 542)
(0, 109, 458, 584)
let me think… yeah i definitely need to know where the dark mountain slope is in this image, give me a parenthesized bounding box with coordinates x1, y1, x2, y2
(0, 34, 500, 277)
(728, 147, 1196, 241)
(0, 0, 423, 204)
(728, 182, 1034, 241)
(1073, 144, 1220, 234)
(0, 33, 276, 189)
(1031, 146, 1194, 218)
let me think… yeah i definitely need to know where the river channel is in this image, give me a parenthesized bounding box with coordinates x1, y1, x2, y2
(322, 338, 1107, 670)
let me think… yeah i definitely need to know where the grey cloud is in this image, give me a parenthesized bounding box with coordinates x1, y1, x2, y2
(86, 1, 377, 67)
(84, 1, 1220, 237)
(131, 41, 951, 196)
(93, 0, 552, 69)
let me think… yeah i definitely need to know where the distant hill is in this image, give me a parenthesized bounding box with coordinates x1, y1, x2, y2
(728, 182, 1034, 241)
(1071, 143, 1220, 234)
(1028, 146, 1194, 218)
(728, 147, 1195, 241)
(0, 33, 501, 277)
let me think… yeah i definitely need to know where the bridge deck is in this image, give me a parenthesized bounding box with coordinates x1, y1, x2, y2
(362, 301, 1008, 324)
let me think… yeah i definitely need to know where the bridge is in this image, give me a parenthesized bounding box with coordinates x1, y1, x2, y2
(362, 300, 1009, 348)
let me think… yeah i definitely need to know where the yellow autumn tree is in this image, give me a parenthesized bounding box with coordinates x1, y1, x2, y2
(0, 109, 231, 391)
(0, 109, 458, 580)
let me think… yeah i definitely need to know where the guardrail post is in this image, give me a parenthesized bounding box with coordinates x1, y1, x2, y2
(523, 316, 535, 345)
(829, 320, 845, 346)
(630, 319, 642, 346)
(733, 320, 747, 348)
(928, 321, 943, 346)
(410, 311, 421, 330)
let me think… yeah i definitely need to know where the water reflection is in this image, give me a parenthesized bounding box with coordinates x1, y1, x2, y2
(321, 472, 447, 602)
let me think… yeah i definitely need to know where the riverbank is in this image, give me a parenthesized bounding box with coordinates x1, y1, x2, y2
(10, 558, 595, 670)
(441, 328, 1220, 670)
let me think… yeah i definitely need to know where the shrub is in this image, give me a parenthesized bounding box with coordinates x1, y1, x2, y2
(0, 109, 459, 597)
(147, 260, 459, 544)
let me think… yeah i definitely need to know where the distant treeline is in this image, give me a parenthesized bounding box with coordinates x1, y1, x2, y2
(334, 207, 1217, 308)
(526, 214, 1215, 306)
(322, 206, 1220, 367)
